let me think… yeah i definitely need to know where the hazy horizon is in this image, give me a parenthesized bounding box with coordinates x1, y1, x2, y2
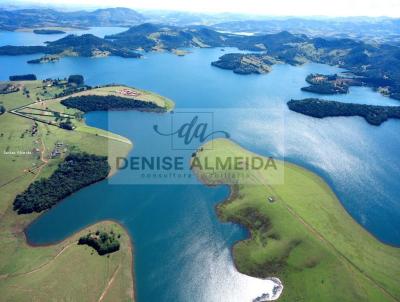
(5, 0, 400, 18)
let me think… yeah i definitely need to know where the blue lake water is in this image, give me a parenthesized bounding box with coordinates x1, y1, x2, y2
(0, 27, 126, 46)
(1, 29, 400, 302)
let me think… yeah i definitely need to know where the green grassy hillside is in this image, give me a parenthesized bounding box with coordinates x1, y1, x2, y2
(193, 138, 400, 302)
(0, 80, 173, 301)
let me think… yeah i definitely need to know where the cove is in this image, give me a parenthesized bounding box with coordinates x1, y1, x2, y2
(0, 41, 397, 301)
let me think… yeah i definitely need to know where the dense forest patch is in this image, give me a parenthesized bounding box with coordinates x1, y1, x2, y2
(13, 153, 110, 214)
(287, 98, 400, 125)
(78, 230, 121, 255)
(61, 95, 166, 112)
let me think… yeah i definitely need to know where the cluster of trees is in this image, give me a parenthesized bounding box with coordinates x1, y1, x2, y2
(0, 105, 5, 115)
(68, 74, 84, 86)
(301, 83, 349, 94)
(287, 98, 400, 126)
(9, 74, 37, 81)
(54, 85, 91, 98)
(0, 83, 19, 94)
(59, 119, 74, 130)
(61, 95, 165, 112)
(78, 230, 121, 255)
(13, 153, 110, 214)
(33, 29, 65, 35)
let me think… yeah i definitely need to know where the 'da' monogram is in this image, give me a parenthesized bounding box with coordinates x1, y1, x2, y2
(153, 115, 229, 145)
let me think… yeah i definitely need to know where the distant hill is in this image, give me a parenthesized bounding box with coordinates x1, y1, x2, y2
(0, 34, 141, 58)
(105, 23, 231, 51)
(213, 18, 400, 43)
(0, 7, 145, 30)
(1, 23, 399, 100)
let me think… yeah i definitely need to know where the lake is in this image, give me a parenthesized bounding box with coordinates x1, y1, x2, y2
(1, 29, 399, 302)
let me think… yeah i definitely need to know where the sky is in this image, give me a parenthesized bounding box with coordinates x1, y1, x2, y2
(9, 0, 400, 17)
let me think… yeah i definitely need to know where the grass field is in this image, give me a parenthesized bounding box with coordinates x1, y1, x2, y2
(58, 85, 175, 111)
(0, 80, 169, 301)
(0, 221, 134, 302)
(193, 138, 400, 302)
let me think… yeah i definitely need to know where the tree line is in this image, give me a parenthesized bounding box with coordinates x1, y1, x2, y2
(78, 230, 120, 255)
(61, 95, 165, 112)
(13, 153, 110, 214)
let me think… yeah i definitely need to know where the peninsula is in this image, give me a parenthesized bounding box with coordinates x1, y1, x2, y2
(192, 138, 400, 302)
(33, 29, 66, 35)
(0, 77, 174, 301)
(287, 98, 400, 125)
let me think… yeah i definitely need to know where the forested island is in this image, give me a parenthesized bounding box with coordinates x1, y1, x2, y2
(27, 55, 60, 64)
(61, 95, 167, 112)
(301, 73, 363, 94)
(287, 98, 400, 125)
(211, 53, 275, 74)
(78, 230, 121, 255)
(33, 29, 66, 35)
(13, 153, 110, 214)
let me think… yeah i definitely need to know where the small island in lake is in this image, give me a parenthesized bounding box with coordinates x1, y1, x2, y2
(211, 53, 276, 75)
(27, 55, 60, 64)
(301, 73, 362, 94)
(287, 98, 400, 125)
(33, 29, 66, 35)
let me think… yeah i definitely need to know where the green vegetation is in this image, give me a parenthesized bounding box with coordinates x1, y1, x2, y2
(0, 79, 139, 301)
(192, 138, 400, 302)
(79, 230, 121, 255)
(9, 74, 37, 81)
(301, 73, 357, 94)
(0, 78, 175, 301)
(0, 7, 144, 30)
(0, 104, 5, 115)
(0, 83, 19, 94)
(59, 119, 75, 130)
(61, 95, 167, 112)
(27, 55, 60, 64)
(0, 221, 134, 302)
(287, 98, 400, 125)
(33, 29, 66, 34)
(74, 85, 175, 110)
(0, 34, 142, 59)
(211, 53, 276, 74)
(13, 153, 110, 214)
(68, 74, 84, 86)
(2, 24, 400, 99)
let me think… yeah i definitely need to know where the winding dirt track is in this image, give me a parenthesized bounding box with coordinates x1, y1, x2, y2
(98, 265, 121, 302)
(5, 243, 74, 278)
(265, 183, 399, 302)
